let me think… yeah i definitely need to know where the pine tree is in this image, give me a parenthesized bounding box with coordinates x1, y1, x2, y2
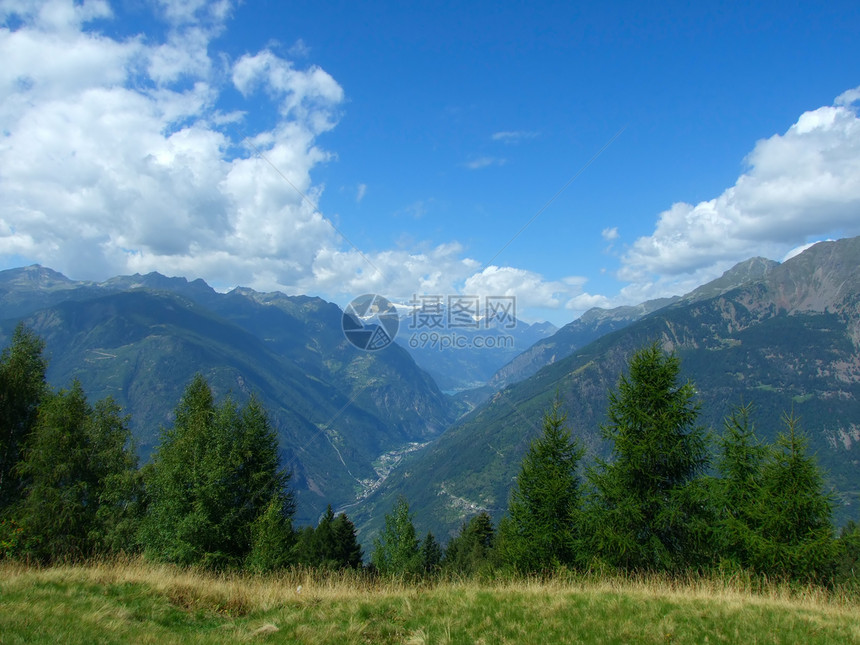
(372, 496, 420, 576)
(419, 531, 442, 574)
(746, 412, 835, 580)
(500, 400, 583, 572)
(0, 324, 47, 511)
(246, 494, 296, 572)
(835, 521, 860, 585)
(444, 512, 495, 575)
(294, 507, 363, 570)
(227, 396, 293, 559)
(313, 505, 339, 568)
(332, 511, 363, 569)
(293, 525, 319, 566)
(715, 402, 768, 568)
(14, 383, 139, 561)
(140, 375, 294, 568)
(87, 397, 144, 554)
(587, 343, 710, 571)
(15, 383, 93, 561)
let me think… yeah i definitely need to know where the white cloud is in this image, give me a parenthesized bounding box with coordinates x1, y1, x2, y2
(781, 239, 834, 262)
(836, 87, 860, 107)
(288, 38, 310, 58)
(601, 226, 619, 241)
(465, 156, 506, 170)
(618, 88, 860, 298)
(0, 0, 343, 290)
(0, 5, 580, 319)
(491, 130, 538, 143)
(462, 266, 593, 311)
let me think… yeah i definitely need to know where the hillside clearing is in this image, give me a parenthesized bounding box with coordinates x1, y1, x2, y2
(1, 561, 857, 644)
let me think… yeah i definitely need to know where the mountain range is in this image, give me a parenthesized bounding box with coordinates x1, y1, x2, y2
(349, 238, 860, 539)
(0, 267, 453, 525)
(2, 237, 859, 541)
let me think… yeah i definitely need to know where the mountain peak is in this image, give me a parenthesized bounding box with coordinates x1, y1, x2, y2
(0, 265, 77, 289)
(681, 256, 779, 303)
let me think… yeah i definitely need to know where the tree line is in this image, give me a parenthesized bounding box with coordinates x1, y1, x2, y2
(1, 325, 858, 584)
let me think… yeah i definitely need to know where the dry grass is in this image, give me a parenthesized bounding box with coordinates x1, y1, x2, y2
(1, 558, 858, 644)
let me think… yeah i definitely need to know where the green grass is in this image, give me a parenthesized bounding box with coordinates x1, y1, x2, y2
(1, 560, 858, 644)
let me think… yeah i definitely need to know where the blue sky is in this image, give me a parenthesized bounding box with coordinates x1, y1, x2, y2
(1, 1, 859, 324)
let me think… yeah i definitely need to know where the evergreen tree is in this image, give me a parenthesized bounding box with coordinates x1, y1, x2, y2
(587, 343, 710, 571)
(0, 324, 47, 511)
(140, 375, 294, 568)
(226, 397, 293, 559)
(500, 400, 583, 572)
(293, 525, 319, 567)
(372, 496, 420, 576)
(746, 412, 835, 580)
(15, 382, 139, 561)
(246, 494, 296, 572)
(314, 505, 339, 568)
(835, 521, 860, 585)
(714, 402, 768, 568)
(445, 511, 496, 576)
(293, 507, 363, 570)
(332, 511, 363, 569)
(419, 531, 442, 574)
(87, 397, 144, 554)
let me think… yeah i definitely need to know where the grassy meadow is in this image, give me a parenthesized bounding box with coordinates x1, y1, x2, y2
(0, 560, 858, 644)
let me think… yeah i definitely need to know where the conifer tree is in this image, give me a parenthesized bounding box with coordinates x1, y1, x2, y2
(500, 400, 583, 571)
(372, 496, 420, 576)
(0, 324, 47, 511)
(419, 531, 442, 574)
(715, 402, 768, 568)
(835, 521, 860, 585)
(141, 375, 294, 568)
(445, 511, 496, 575)
(587, 343, 710, 571)
(332, 511, 363, 569)
(247, 494, 296, 572)
(15, 382, 139, 561)
(746, 412, 835, 580)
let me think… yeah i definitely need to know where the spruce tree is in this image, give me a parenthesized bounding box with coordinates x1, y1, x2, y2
(835, 521, 860, 585)
(0, 324, 47, 511)
(15, 383, 139, 561)
(247, 494, 296, 572)
(141, 375, 294, 568)
(372, 496, 420, 576)
(587, 343, 710, 571)
(500, 400, 583, 572)
(746, 412, 835, 580)
(87, 397, 144, 554)
(444, 511, 495, 575)
(332, 511, 363, 569)
(715, 402, 767, 568)
(419, 531, 442, 574)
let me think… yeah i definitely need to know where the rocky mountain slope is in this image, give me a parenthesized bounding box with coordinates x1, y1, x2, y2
(0, 267, 453, 525)
(352, 238, 860, 540)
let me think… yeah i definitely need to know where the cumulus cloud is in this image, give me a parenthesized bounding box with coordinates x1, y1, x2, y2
(0, 1, 340, 290)
(462, 266, 597, 311)
(0, 1, 580, 318)
(618, 87, 860, 299)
